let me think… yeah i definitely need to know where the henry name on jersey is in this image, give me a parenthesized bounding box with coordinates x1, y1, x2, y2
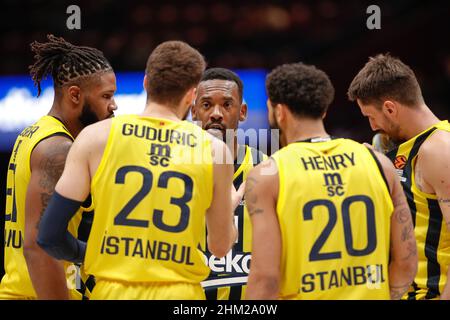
(300, 152, 355, 171)
(300, 152, 355, 197)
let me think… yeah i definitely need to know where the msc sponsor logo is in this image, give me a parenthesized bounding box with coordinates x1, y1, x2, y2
(323, 172, 345, 197)
(148, 143, 172, 167)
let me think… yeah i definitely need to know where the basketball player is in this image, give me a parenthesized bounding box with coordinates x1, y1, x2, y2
(245, 62, 417, 300)
(348, 53, 450, 300)
(191, 68, 266, 300)
(0, 35, 116, 300)
(37, 41, 239, 300)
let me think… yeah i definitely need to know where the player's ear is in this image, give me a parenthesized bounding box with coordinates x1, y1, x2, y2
(276, 103, 285, 123)
(239, 102, 248, 122)
(143, 75, 148, 91)
(67, 85, 81, 105)
(382, 100, 398, 118)
(180, 87, 196, 114)
(321, 111, 328, 119)
(191, 99, 198, 120)
(266, 99, 271, 111)
(185, 87, 196, 106)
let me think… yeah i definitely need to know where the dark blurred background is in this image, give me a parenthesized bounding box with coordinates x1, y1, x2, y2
(1, 0, 450, 278)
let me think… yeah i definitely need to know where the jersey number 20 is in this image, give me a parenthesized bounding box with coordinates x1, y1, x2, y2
(303, 195, 377, 261)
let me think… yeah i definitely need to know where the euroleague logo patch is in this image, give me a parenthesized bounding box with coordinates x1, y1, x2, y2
(394, 155, 407, 169)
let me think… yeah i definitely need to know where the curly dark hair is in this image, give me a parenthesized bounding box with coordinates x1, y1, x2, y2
(145, 41, 206, 106)
(266, 62, 334, 119)
(200, 68, 243, 102)
(29, 34, 112, 97)
(347, 53, 423, 107)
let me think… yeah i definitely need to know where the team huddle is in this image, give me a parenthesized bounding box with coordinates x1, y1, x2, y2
(1, 35, 450, 300)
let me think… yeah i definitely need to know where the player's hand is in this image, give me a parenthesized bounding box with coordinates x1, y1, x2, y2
(232, 181, 246, 211)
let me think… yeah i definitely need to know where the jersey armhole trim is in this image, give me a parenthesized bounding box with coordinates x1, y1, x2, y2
(366, 147, 391, 195)
(271, 156, 284, 219)
(30, 132, 73, 155)
(91, 121, 116, 190)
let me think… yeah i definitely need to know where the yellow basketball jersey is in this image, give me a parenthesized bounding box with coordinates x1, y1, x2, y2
(272, 138, 393, 300)
(85, 115, 213, 288)
(201, 145, 267, 300)
(0, 115, 93, 300)
(386, 120, 450, 300)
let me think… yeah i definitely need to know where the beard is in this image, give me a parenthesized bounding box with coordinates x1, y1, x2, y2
(268, 108, 279, 130)
(389, 128, 404, 144)
(79, 101, 101, 127)
(269, 118, 279, 130)
(269, 110, 281, 133)
(268, 110, 284, 147)
(383, 117, 404, 144)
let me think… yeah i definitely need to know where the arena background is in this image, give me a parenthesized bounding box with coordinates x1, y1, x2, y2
(1, 0, 449, 279)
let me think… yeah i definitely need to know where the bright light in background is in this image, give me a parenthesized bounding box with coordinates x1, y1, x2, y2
(0, 71, 269, 151)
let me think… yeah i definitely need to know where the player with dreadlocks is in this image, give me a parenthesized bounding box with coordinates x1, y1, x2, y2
(0, 34, 116, 299)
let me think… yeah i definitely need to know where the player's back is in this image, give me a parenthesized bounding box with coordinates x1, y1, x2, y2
(271, 138, 393, 299)
(85, 115, 213, 289)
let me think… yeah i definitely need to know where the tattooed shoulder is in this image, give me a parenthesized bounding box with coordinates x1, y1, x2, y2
(37, 140, 72, 192)
(34, 139, 72, 229)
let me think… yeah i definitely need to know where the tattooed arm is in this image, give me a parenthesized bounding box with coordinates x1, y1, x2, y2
(23, 136, 72, 299)
(416, 131, 450, 299)
(373, 150, 417, 299)
(245, 159, 281, 300)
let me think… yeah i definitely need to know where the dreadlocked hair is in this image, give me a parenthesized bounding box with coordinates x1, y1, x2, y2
(29, 34, 112, 96)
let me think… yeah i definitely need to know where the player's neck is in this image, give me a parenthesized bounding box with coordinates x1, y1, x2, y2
(402, 104, 440, 140)
(283, 117, 329, 145)
(47, 101, 83, 138)
(142, 101, 187, 121)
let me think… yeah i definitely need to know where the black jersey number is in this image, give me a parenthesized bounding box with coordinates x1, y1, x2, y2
(5, 140, 22, 223)
(5, 163, 18, 223)
(114, 165, 193, 233)
(302, 195, 377, 261)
